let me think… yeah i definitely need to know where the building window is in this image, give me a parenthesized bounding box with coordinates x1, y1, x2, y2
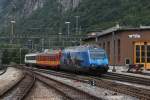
(141, 45, 145, 63)
(107, 41, 110, 60)
(136, 45, 140, 63)
(103, 42, 105, 50)
(147, 45, 150, 63)
(118, 39, 120, 61)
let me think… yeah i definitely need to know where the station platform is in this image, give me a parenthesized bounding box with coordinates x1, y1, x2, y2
(0, 67, 24, 96)
(108, 66, 150, 79)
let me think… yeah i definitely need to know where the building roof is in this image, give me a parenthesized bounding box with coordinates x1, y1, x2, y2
(84, 25, 150, 41)
(97, 25, 150, 37)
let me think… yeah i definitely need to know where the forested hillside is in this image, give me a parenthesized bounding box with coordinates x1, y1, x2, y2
(1, 0, 150, 64)
(0, 0, 150, 34)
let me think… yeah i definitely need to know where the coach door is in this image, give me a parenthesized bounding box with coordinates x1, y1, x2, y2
(134, 42, 150, 70)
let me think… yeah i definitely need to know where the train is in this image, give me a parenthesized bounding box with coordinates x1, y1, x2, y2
(25, 45, 109, 74)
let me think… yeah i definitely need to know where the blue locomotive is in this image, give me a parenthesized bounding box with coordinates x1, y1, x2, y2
(60, 45, 109, 73)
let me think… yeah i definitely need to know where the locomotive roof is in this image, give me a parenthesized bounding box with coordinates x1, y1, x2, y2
(64, 45, 104, 52)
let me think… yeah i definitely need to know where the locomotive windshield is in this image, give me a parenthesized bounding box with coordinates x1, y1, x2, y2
(90, 51, 106, 59)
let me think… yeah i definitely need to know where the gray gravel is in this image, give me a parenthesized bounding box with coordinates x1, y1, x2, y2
(24, 81, 68, 100)
(37, 72, 138, 100)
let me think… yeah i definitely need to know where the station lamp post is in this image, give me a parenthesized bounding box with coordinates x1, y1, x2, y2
(10, 20, 16, 44)
(65, 21, 71, 46)
(65, 21, 71, 37)
(112, 32, 116, 72)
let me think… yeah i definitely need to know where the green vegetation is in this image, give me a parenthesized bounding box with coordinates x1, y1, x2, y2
(0, 43, 28, 64)
(1, 48, 28, 64)
(1, 0, 150, 63)
(0, 44, 21, 48)
(72, 0, 150, 31)
(13, 0, 150, 34)
(1, 0, 150, 34)
(15, 0, 61, 34)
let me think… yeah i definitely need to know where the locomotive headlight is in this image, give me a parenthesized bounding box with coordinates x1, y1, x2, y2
(91, 64, 96, 67)
(91, 64, 94, 67)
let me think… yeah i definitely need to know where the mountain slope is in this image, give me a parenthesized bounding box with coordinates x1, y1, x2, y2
(1, 0, 150, 34)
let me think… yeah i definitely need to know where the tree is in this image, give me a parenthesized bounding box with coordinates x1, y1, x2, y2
(2, 49, 10, 64)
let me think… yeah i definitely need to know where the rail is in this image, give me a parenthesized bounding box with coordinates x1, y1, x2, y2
(102, 72, 150, 86)
(23, 66, 150, 100)
(33, 72, 101, 100)
(0, 72, 35, 100)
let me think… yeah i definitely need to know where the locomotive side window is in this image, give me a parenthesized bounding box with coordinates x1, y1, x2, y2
(90, 51, 105, 59)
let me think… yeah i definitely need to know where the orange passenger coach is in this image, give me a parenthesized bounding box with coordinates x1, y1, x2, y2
(36, 50, 62, 69)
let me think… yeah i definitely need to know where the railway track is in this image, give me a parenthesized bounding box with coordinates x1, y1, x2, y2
(21, 66, 150, 100)
(0, 73, 35, 100)
(33, 72, 101, 100)
(102, 72, 150, 86)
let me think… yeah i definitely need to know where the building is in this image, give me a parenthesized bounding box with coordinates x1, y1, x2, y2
(83, 25, 150, 70)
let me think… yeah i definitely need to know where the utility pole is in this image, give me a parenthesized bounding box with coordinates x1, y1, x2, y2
(75, 16, 79, 35)
(41, 38, 44, 51)
(20, 48, 22, 64)
(112, 32, 116, 72)
(49, 39, 51, 49)
(79, 26, 82, 45)
(10, 2, 16, 44)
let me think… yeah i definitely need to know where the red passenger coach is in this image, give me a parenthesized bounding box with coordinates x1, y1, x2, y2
(36, 50, 62, 69)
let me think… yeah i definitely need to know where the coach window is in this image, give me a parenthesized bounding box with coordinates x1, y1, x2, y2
(48, 56, 50, 60)
(39, 56, 41, 61)
(33, 56, 36, 60)
(26, 57, 29, 60)
(41, 56, 43, 61)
